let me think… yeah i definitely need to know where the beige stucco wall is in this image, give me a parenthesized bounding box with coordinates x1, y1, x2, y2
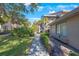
(67, 14, 79, 50)
(50, 13, 79, 50)
(49, 25, 56, 37)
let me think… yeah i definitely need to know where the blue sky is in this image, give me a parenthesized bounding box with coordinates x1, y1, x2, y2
(25, 3, 79, 23)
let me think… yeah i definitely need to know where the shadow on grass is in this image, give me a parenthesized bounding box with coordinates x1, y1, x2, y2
(0, 41, 30, 56)
(0, 36, 15, 46)
(0, 36, 33, 56)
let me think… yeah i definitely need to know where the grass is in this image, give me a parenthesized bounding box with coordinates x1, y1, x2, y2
(0, 35, 33, 56)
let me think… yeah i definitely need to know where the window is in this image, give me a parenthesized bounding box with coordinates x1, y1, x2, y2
(57, 24, 61, 34)
(56, 22, 67, 37)
(60, 22, 67, 36)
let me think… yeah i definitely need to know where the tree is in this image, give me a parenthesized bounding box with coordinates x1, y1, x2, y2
(0, 3, 38, 24)
(18, 17, 31, 28)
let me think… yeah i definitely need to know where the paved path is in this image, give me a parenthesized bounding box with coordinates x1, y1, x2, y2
(28, 33, 49, 56)
(51, 39, 64, 56)
(49, 37, 65, 56)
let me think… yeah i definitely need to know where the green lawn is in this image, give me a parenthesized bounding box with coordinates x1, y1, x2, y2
(0, 35, 33, 56)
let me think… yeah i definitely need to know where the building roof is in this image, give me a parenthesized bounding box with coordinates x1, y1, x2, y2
(49, 10, 69, 15)
(44, 15, 57, 17)
(43, 10, 69, 19)
(50, 7, 79, 25)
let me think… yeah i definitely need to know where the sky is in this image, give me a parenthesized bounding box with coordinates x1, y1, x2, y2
(25, 3, 79, 23)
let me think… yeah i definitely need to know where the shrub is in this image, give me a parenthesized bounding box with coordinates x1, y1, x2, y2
(27, 28, 34, 37)
(41, 32, 50, 49)
(10, 27, 34, 38)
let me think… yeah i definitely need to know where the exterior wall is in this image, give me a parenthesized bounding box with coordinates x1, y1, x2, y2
(40, 23, 45, 32)
(67, 14, 79, 50)
(0, 24, 4, 32)
(44, 16, 56, 32)
(49, 25, 56, 37)
(2, 22, 13, 31)
(51, 13, 79, 50)
(1, 22, 21, 32)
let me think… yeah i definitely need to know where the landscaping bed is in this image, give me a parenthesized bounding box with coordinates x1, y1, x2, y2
(40, 32, 52, 55)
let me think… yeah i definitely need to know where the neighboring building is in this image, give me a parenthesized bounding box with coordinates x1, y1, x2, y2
(49, 7, 79, 50)
(40, 23, 45, 32)
(2, 21, 13, 31)
(41, 10, 69, 32)
(0, 24, 3, 32)
(0, 20, 21, 32)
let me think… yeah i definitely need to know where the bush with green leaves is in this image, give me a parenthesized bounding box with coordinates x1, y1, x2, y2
(41, 32, 49, 49)
(27, 28, 34, 37)
(10, 27, 34, 38)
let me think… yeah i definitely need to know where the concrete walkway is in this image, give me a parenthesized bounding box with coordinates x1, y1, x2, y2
(28, 33, 49, 56)
(51, 39, 64, 56)
(49, 36, 67, 56)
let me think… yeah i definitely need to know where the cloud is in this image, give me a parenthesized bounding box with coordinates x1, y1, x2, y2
(48, 6, 53, 10)
(62, 9, 71, 11)
(29, 18, 40, 20)
(29, 18, 40, 21)
(73, 5, 79, 8)
(57, 5, 79, 10)
(37, 6, 44, 11)
(29, 18, 41, 23)
(56, 5, 79, 11)
(49, 10, 56, 13)
(57, 5, 66, 9)
(24, 3, 31, 6)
